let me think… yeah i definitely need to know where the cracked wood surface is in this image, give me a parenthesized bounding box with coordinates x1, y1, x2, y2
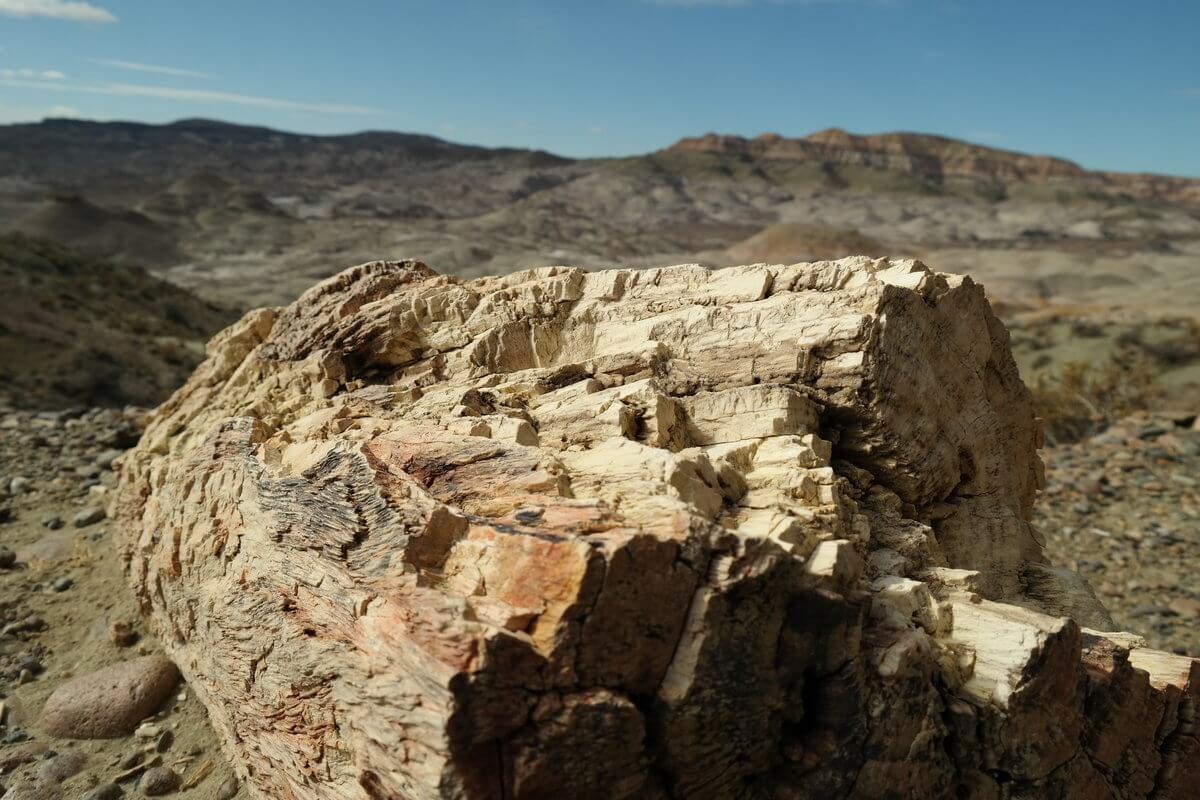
(113, 257, 1199, 799)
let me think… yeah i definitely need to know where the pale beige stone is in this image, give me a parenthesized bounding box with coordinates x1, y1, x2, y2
(113, 258, 1199, 800)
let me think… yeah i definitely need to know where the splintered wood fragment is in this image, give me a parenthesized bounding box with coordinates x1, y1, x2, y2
(114, 258, 1200, 800)
(180, 759, 214, 789)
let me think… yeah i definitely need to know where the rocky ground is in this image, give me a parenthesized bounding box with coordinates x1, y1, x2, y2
(1037, 411, 1200, 656)
(0, 407, 237, 799)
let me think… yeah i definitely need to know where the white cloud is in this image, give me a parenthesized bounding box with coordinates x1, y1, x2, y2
(0, 0, 116, 23)
(88, 58, 216, 79)
(48, 103, 77, 115)
(0, 76, 383, 114)
(0, 67, 66, 79)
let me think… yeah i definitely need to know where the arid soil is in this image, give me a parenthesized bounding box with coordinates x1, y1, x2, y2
(1038, 412, 1200, 656)
(0, 408, 239, 798)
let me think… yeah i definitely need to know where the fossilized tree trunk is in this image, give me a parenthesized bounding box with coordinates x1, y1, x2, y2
(113, 258, 1198, 800)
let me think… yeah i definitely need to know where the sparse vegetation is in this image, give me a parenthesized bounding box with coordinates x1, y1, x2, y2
(1031, 354, 1164, 444)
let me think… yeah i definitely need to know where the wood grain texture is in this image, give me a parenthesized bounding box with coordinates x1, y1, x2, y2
(113, 257, 1198, 799)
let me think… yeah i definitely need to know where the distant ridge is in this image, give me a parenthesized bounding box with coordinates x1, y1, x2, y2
(665, 129, 1200, 205)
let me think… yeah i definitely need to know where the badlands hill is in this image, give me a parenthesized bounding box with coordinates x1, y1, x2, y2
(667, 129, 1200, 205)
(0, 234, 236, 409)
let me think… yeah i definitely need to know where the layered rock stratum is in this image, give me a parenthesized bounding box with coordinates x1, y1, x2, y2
(113, 257, 1198, 799)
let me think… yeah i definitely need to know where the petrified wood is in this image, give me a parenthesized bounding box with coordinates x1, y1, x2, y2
(113, 258, 1198, 799)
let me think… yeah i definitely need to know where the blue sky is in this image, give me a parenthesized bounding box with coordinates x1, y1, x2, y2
(1, 0, 1197, 176)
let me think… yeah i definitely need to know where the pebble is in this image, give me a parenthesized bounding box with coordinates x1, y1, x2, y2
(140, 766, 180, 796)
(41, 515, 64, 530)
(83, 785, 124, 800)
(5, 728, 30, 743)
(9, 476, 31, 494)
(109, 620, 138, 647)
(72, 507, 106, 527)
(1168, 597, 1200, 618)
(0, 741, 47, 770)
(0, 544, 16, 568)
(155, 729, 174, 753)
(38, 656, 180, 739)
(95, 449, 124, 470)
(51, 577, 73, 592)
(37, 749, 87, 782)
(134, 722, 163, 739)
(216, 776, 240, 799)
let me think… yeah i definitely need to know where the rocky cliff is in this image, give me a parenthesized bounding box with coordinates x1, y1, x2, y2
(113, 257, 1198, 799)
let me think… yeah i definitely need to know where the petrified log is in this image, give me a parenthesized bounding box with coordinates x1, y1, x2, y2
(113, 257, 1198, 799)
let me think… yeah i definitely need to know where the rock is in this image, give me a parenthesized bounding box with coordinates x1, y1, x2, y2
(0, 741, 48, 770)
(37, 750, 87, 782)
(139, 766, 179, 796)
(41, 515, 64, 530)
(5, 728, 29, 743)
(9, 476, 30, 494)
(50, 577, 72, 592)
(0, 778, 62, 800)
(0, 544, 15, 568)
(108, 621, 138, 647)
(37, 656, 179, 738)
(72, 507, 105, 527)
(0, 504, 13, 523)
(95, 449, 124, 470)
(154, 730, 173, 753)
(82, 785, 124, 800)
(1168, 597, 1200, 618)
(111, 259, 1200, 799)
(215, 777, 239, 799)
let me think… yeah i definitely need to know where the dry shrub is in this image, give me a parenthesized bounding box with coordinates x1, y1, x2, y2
(1030, 354, 1162, 445)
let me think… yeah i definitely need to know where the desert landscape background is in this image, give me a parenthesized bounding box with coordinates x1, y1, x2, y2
(2, 116, 1199, 798)
(2, 117, 1199, 420)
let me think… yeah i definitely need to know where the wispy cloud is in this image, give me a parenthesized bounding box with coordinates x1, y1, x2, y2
(0, 76, 383, 114)
(0, 67, 65, 79)
(88, 58, 216, 80)
(0, 0, 116, 23)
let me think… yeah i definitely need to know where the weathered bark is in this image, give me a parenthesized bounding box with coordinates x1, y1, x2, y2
(113, 257, 1198, 799)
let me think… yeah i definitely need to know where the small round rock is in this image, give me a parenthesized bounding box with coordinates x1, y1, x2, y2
(140, 766, 180, 796)
(38, 655, 180, 739)
(72, 507, 106, 528)
(38, 749, 87, 782)
(51, 577, 73, 592)
(0, 544, 16, 568)
(216, 776, 240, 799)
(83, 784, 124, 800)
